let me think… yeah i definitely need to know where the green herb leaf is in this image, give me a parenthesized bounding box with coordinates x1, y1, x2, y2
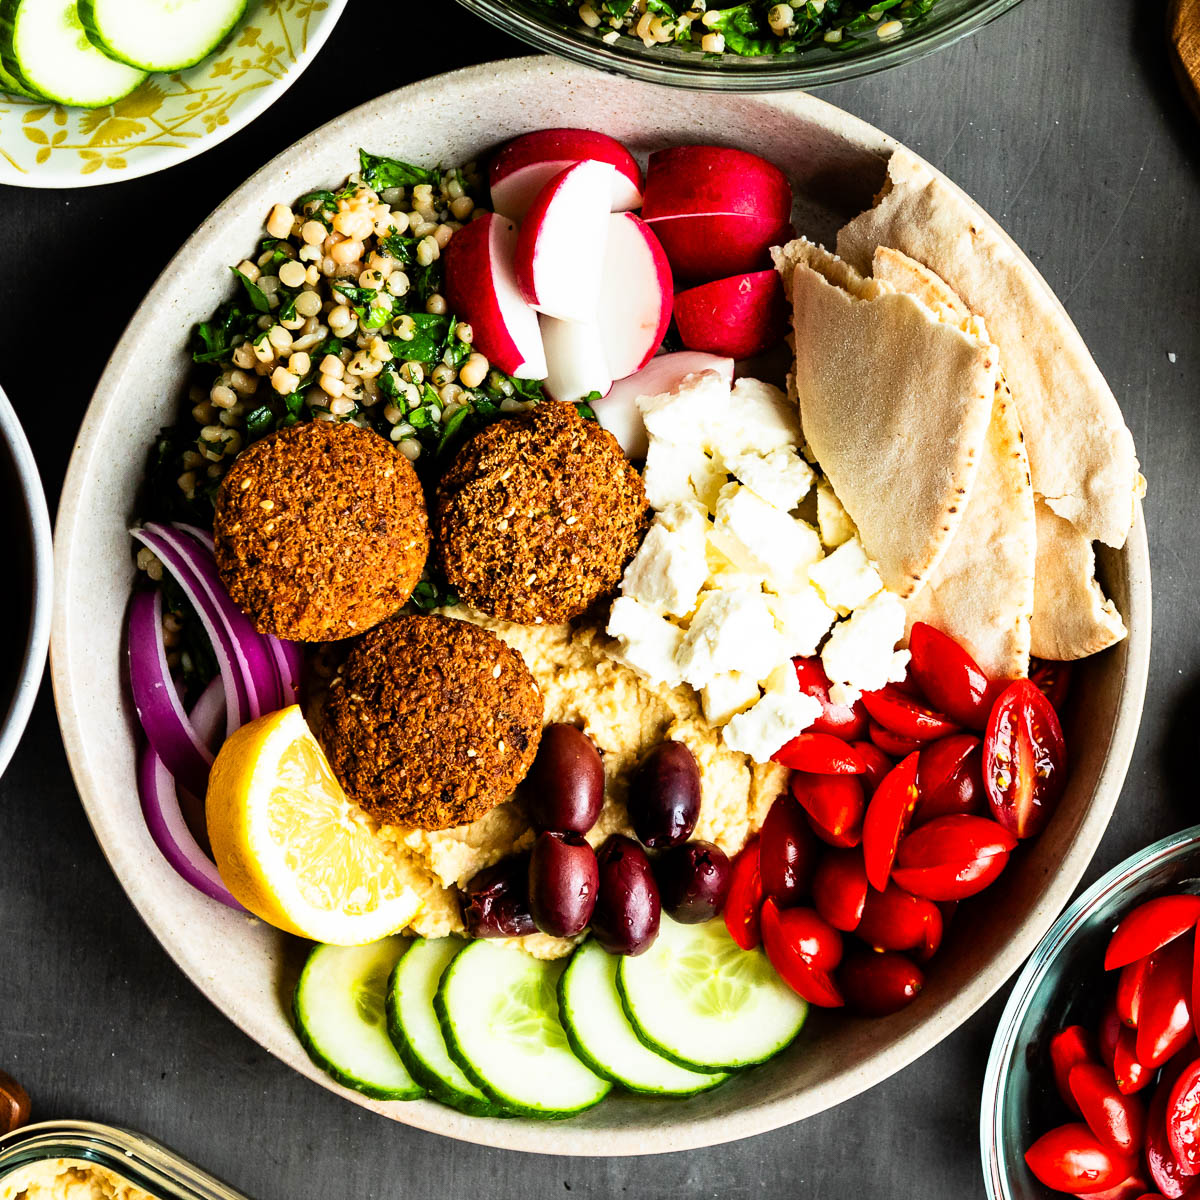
(231, 266, 271, 314)
(359, 150, 438, 191)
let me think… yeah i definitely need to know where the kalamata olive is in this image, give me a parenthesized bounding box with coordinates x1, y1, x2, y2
(628, 740, 701, 849)
(528, 831, 598, 938)
(591, 835, 661, 956)
(460, 853, 536, 938)
(524, 722, 605, 834)
(654, 840, 732, 924)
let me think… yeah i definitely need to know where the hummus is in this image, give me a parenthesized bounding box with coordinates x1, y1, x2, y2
(0, 1161, 155, 1200)
(375, 606, 789, 957)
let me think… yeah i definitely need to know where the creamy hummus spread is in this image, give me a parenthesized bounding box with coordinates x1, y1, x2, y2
(374, 607, 788, 957)
(0, 1160, 155, 1200)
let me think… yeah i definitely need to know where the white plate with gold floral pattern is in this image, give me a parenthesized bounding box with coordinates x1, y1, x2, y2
(0, 0, 346, 188)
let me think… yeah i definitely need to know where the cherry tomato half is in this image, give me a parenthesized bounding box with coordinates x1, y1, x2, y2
(983, 678, 1068, 839)
(914, 733, 984, 826)
(773, 732, 867, 775)
(1168, 1058, 1200, 1176)
(1138, 937, 1195, 1070)
(811, 849, 869, 932)
(760, 898, 844, 1007)
(1148, 1054, 1199, 1198)
(869, 720, 925, 758)
(861, 685, 960, 743)
(1105, 896, 1200, 972)
(891, 814, 1018, 902)
(792, 658, 869, 741)
(759, 793, 817, 909)
(908, 621, 998, 729)
(724, 839, 763, 951)
(856, 882, 942, 959)
(791, 772, 865, 848)
(1050, 1025, 1097, 1113)
(1069, 1061, 1146, 1154)
(1024, 1123, 1138, 1194)
(1071, 1178, 1152, 1200)
(1030, 657, 1074, 713)
(837, 949, 924, 1017)
(1118, 956, 1154, 1029)
(851, 740, 894, 794)
(1115, 1026, 1153, 1096)
(861, 752, 920, 892)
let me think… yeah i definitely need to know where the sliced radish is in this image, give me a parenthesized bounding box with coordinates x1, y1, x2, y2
(596, 213, 673, 382)
(641, 145, 792, 223)
(647, 212, 794, 284)
(490, 127, 643, 220)
(674, 271, 789, 361)
(540, 315, 613, 404)
(594, 351, 734, 458)
(444, 212, 547, 379)
(514, 160, 616, 323)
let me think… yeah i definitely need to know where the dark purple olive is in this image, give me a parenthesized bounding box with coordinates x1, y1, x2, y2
(654, 840, 733, 924)
(460, 853, 536, 938)
(591, 835, 661, 956)
(524, 723, 605, 834)
(628, 740, 701, 849)
(528, 831, 598, 938)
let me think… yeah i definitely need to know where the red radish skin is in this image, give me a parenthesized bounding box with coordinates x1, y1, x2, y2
(596, 213, 673, 381)
(442, 213, 547, 379)
(641, 145, 792, 223)
(539, 315, 612, 404)
(514, 160, 617, 323)
(647, 212, 795, 284)
(489, 127, 643, 221)
(674, 270, 788, 360)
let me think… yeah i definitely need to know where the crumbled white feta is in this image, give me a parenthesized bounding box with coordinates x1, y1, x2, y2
(808, 536, 883, 615)
(676, 589, 785, 689)
(701, 670, 762, 726)
(821, 590, 907, 697)
(621, 504, 709, 617)
(816, 482, 857, 548)
(638, 369, 734, 451)
(641, 439, 704, 510)
(606, 596, 685, 686)
(720, 378, 803, 456)
(764, 585, 837, 659)
(710, 484, 823, 593)
(723, 445, 815, 512)
(723, 686, 822, 764)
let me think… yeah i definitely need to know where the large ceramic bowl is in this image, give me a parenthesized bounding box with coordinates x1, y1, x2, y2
(51, 56, 1151, 1155)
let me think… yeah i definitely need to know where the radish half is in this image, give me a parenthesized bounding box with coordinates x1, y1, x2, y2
(674, 271, 789, 361)
(444, 213, 547, 379)
(597, 213, 673, 382)
(490, 127, 643, 220)
(641, 145, 793, 223)
(541, 315, 613, 404)
(647, 212, 794, 284)
(514, 160, 617, 323)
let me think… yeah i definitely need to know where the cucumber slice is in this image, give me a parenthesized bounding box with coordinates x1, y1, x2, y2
(436, 941, 612, 1118)
(0, 0, 146, 108)
(387, 938, 500, 1117)
(618, 916, 807, 1073)
(293, 938, 425, 1101)
(78, 0, 248, 73)
(559, 939, 731, 1097)
(0, 52, 40, 97)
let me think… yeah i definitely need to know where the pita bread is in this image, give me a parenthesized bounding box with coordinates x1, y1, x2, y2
(1030, 499, 1127, 659)
(871, 248, 1035, 679)
(774, 238, 998, 598)
(838, 147, 1141, 549)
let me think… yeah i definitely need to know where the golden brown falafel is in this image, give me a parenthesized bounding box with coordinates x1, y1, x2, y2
(435, 402, 649, 624)
(319, 613, 543, 831)
(213, 420, 429, 642)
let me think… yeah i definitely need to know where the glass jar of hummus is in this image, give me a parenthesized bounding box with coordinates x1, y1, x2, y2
(0, 1123, 249, 1200)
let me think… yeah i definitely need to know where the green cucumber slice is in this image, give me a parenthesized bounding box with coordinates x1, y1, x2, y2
(435, 941, 611, 1119)
(78, 0, 248, 73)
(0, 0, 146, 108)
(387, 937, 500, 1117)
(559, 939, 731, 1097)
(618, 916, 807, 1072)
(293, 938, 424, 1101)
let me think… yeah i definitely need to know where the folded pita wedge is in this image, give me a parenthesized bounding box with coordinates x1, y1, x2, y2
(838, 147, 1142, 550)
(871, 248, 1035, 679)
(774, 238, 998, 598)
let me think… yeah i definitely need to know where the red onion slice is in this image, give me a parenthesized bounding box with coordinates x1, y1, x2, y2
(189, 676, 226, 749)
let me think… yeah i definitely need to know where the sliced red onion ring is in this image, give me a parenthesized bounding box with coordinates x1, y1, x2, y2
(269, 638, 303, 707)
(188, 676, 226, 749)
(126, 587, 214, 800)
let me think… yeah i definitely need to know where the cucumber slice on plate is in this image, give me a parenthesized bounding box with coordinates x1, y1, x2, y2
(78, 0, 248, 73)
(387, 937, 500, 1117)
(559, 939, 731, 1097)
(0, 0, 146, 108)
(436, 940, 612, 1119)
(618, 916, 807, 1073)
(293, 937, 425, 1101)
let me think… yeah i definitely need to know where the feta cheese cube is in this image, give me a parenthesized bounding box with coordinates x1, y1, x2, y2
(723, 686, 822, 764)
(642, 440, 702, 509)
(676, 589, 785, 689)
(724, 445, 815, 512)
(816, 482, 857, 548)
(710, 484, 823, 593)
(701, 671, 762, 726)
(719, 378, 803, 456)
(763, 660, 800, 697)
(638, 370, 733, 450)
(621, 504, 709, 618)
(606, 596, 685, 686)
(821, 591, 907, 697)
(764, 585, 837, 659)
(808, 537, 883, 615)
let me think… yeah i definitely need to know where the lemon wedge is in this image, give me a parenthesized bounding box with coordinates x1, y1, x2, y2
(206, 706, 421, 945)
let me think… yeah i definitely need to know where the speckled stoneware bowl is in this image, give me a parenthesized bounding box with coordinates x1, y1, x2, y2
(52, 56, 1151, 1155)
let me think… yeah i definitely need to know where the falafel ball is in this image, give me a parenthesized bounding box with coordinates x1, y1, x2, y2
(320, 614, 543, 831)
(213, 420, 429, 642)
(435, 401, 649, 624)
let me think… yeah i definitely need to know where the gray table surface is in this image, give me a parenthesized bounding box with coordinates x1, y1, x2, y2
(2, 1, 1198, 1196)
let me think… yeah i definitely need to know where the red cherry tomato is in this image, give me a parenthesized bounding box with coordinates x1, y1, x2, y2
(890, 814, 1018, 902)
(908, 621, 998, 730)
(1193, 927, 1200, 1046)
(811, 849, 869, 932)
(861, 684, 960, 743)
(1115, 1026, 1154, 1095)
(1024, 1123, 1138, 1194)
(773, 732, 868, 774)
(861, 752, 920, 892)
(1168, 1058, 1200, 1175)
(851, 740, 894, 794)
(1071, 1179, 1152, 1200)
(914, 733, 984, 825)
(1069, 1061, 1146, 1153)
(869, 720, 925, 758)
(1051, 1026, 1097, 1113)
(791, 772, 865, 848)
(856, 882, 942, 958)
(1118, 956, 1154, 1028)
(724, 839, 763, 950)
(983, 678, 1068, 839)
(1148, 1054, 1199, 1197)
(1138, 937, 1195, 1070)
(1105, 896, 1200, 971)
(792, 658, 869, 741)
(1099, 995, 1123, 1069)
(1030, 656, 1074, 712)
(759, 793, 817, 909)
(837, 949, 924, 1017)
(760, 898, 844, 1007)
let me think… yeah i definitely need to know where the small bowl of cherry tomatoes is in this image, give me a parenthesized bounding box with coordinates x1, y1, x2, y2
(982, 827, 1200, 1199)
